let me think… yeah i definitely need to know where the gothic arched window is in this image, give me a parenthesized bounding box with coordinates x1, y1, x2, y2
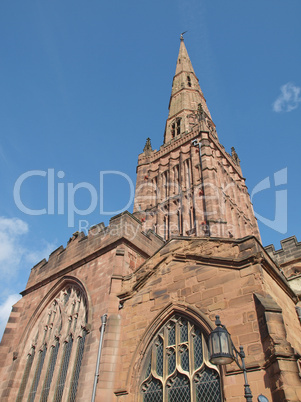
(176, 118, 181, 136)
(16, 284, 88, 402)
(140, 315, 222, 402)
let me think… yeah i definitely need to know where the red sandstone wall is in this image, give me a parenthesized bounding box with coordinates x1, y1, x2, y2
(134, 128, 260, 242)
(111, 238, 292, 401)
(0, 213, 164, 401)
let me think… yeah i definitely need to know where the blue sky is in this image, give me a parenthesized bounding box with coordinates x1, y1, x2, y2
(0, 0, 300, 337)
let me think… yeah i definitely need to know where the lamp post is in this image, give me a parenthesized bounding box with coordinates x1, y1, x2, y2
(208, 315, 253, 402)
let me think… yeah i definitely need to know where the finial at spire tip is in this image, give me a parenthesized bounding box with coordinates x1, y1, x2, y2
(180, 31, 187, 41)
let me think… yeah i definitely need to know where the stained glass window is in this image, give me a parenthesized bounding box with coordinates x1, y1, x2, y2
(28, 346, 47, 402)
(140, 315, 222, 402)
(168, 374, 190, 402)
(141, 378, 163, 402)
(16, 348, 35, 402)
(195, 367, 221, 402)
(54, 336, 73, 402)
(16, 284, 88, 401)
(68, 331, 87, 402)
(40, 342, 60, 402)
(156, 337, 164, 377)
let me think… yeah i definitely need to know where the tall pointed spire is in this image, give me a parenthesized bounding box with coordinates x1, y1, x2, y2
(164, 36, 212, 144)
(175, 34, 196, 76)
(134, 37, 261, 243)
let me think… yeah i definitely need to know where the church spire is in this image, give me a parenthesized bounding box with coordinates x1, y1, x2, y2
(134, 37, 261, 243)
(164, 36, 212, 144)
(175, 33, 196, 76)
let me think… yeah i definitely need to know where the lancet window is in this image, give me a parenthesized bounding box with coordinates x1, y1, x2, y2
(16, 284, 88, 402)
(171, 123, 176, 138)
(140, 315, 222, 402)
(176, 118, 181, 135)
(171, 118, 181, 139)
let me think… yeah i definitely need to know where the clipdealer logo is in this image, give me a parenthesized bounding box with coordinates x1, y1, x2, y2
(13, 169, 135, 227)
(251, 168, 288, 234)
(13, 167, 288, 235)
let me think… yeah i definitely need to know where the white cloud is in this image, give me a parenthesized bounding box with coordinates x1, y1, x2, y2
(0, 217, 28, 277)
(0, 293, 22, 341)
(273, 82, 301, 112)
(0, 217, 57, 339)
(0, 216, 28, 236)
(0, 216, 56, 278)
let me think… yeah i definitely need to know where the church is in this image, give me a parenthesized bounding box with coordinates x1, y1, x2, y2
(0, 36, 301, 402)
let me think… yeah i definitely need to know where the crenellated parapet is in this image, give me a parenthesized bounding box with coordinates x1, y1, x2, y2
(265, 236, 301, 295)
(24, 211, 164, 294)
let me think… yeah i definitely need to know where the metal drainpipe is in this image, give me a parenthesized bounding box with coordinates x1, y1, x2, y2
(91, 314, 108, 402)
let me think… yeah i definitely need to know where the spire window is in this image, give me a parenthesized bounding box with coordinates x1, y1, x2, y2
(176, 118, 181, 135)
(171, 118, 181, 139)
(171, 123, 176, 139)
(187, 76, 192, 87)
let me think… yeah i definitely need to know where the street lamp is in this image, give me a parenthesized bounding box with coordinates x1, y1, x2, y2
(208, 315, 253, 402)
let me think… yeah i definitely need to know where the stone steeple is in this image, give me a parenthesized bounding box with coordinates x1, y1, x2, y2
(134, 38, 261, 242)
(164, 36, 212, 144)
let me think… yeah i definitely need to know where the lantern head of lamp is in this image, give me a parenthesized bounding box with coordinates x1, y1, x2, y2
(208, 315, 234, 365)
(208, 316, 254, 402)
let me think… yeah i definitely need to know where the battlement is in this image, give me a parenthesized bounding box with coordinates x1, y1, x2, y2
(265, 236, 301, 294)
(265, 236, 301, 266)
(23, 211, 164, 294)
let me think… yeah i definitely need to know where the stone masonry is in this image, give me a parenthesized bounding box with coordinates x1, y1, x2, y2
(134, 38, 260, 242)
(265, 236, 301, 296)
(0, 37, 300, 402)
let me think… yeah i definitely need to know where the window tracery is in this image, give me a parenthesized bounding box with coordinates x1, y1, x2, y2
(140, 315, 221, 402)
(16, 284, 88, 402)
